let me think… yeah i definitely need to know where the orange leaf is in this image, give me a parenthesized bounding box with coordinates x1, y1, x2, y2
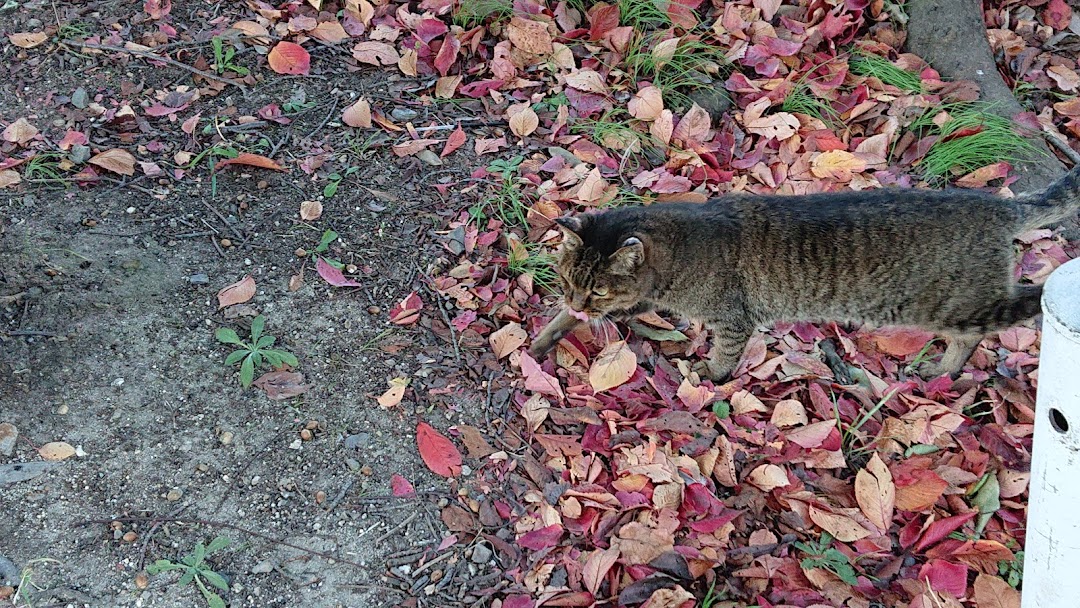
(416, 422, 462, 477)
(628, 86, 664, 121)
(267, 41, 310, 75)
(214, 153, 285, 172)
(342, 98, 372, 128)
(352, 41, 399, 66)
(810, 150, 867, 182)
(441, 125, 466, 157)
(376, 378, 409, 408)
(311, 20, 349, 44)
(217, 275, 256, 309)
(88, 149, 136, 176)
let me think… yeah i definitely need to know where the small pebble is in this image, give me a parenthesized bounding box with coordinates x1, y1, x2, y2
(220, 431, 234, 445)
(125, 207, 136, 214)
(251, 560, 274, 574)
(122, 531, 138, 543)
(300, 429, 313, 441)
(470, 544, 492, 564)
(0, 423, 17, 457)
(134, 572, 149, 589)
(345, 458, 361, 472)
(315, 490, 326, 504)
(257, 180, 269, 189)
(166, 489, 182, 501)
(188, 273, 209, 285)
(367, 306, 381, 315)
(360, 465, 373, 476)
(294, 248, 307, 257)
(220, 238, 232, 248)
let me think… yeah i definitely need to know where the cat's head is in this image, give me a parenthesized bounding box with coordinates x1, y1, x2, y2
(553, 214, 648, 318)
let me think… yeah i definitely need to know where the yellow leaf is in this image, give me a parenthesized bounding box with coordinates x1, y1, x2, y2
(398, 49, 418, 76)
(39, 441, 76, 461)
(808, 505, 872, 542)
(810, 150, 866, 182)
(311, 20, 349, 44)
(588, 340, 636, 392)
(377, 377, 410, 408)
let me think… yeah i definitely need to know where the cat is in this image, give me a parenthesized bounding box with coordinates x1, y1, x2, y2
(528, 165, 1080, 381)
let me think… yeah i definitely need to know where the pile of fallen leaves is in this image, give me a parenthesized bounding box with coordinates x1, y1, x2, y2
(6, 0, 1080, 606)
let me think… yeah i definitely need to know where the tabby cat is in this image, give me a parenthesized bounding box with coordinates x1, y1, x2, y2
(529, 166, 1080, 380)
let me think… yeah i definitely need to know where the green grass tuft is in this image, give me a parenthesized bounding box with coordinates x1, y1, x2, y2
(626, 35, 728, 109)
(781, 84, 838, 124)
(618, 0, 670, 30)
(910, 103, 1044, 181)
(453, 0, 512, 27)
(849, 52, 922, 93)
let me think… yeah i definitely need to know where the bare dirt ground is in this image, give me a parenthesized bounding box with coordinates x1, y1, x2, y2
(0, 3, 497, 607)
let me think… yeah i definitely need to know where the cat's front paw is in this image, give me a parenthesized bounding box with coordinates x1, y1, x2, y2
(915, 360, 961, 381)
(528, 338, 554, 359)
(693, 359, 733, 383)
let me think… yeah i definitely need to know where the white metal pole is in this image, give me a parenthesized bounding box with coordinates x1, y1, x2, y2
(1024, 257, 1080, 608)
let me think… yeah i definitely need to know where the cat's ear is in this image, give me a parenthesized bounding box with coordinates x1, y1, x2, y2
(555, 216, 584, 247)
(609, 236, 644, 274)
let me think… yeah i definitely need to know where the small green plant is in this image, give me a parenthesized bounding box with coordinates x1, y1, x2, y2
(572, 110, 649, 158)
(999, 550, 1024, 588)
(507, 239, 559, 291)
(453, 0, 512, 27)
(910, 103, 1043, 182)
(701, 579, 723, 608)
(626, 34, 728, 108)
(836, 387, 900, 461)
(56, 21, 92, 41)
(310, 228, 349, 271)
(532, 93, 570, 113)
(24, 152, 69, 187)
(487, 155, 525, 179)
(211, 36, 249, 75)
(795, 532, 859, 585)
(216, 316, 298, 388)
(147, 536, 232, 608)
(849, 52, 923, 93)
(324, 166, 359, 198)
(712, 399, 731, 420)
(782, 84, 838, 125)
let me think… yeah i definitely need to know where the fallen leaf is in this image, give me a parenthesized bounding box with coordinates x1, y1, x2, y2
(252, 371, 310, 399)
(417, 422, 462, 477)
(810, 150, 866, 182)
(577, 167, 608, 204)
(311, 20, 349, 44)
(392, 139, 442, 157)
(672, 104, 711, 143)
(389, 292, 423, 325)
(873, 328, 935, 357)
(520, 351, 564, 399)
(518, 524, 564, 550)
(377, 377, 410, 408)
(434, 35, 460, 76)
(522, 394, 550, 432)
(217, 275, 256, 308)
(565, 69, 608, 94)
(628, 86, 664, 121)
(214, 153, 285, 172)
(583, 547, 620, 595)
(507, 17, 553, 54)
(390, 473, 416, 497)
(299, 200, 323, 221)
(39, 441, 76, 461)
(0, 170, 20, 189)
(918, 559, 969, 598)
(352, 41, 400, 65)
(268, 41, 311, 75)
(855, 453, 896, 532)
(509, 107, 539, 138)
(809, 505, 871, 542)
(342, 98, 372, 128)
(88, 149, 137, 176)
(973, 572, 1021, 608)
(747, 464, 790, 491)
(458, 425, 497, 458)
(491, 322, 527, 358)
(9, 32, 48, 48)
(770, 399, 808, 427)
(589, 341, 636, 392)
(441, 125, 466, 157)
(744, 97, 799, 141)
(316, 258, 362, 288)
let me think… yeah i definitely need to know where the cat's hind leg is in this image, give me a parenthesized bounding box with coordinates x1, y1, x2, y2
(700, 314, 754, 381)
(917, 333, 983, 379)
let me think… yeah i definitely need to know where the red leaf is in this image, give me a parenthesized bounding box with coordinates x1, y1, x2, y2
(316, 257, 362, 287)
(917, 560, 968, 597)
(915, 511, 977, 553)
(588, 3, 620, 40)
(502, 595, 536, 608)
(441, 125, 466, 157)
(217, 275, 256, 308)
(144, 0, 171, 19)
(416, 422, 462, 477)
(267, 41, 311, 75)
(389, 291, 423, 325)
(517, 524, 563, 550)
(390, 473, 416, 497)
(1043, 0, 1072, 30)
(214, 153, 286, 172)
(434, 35, 460, 77)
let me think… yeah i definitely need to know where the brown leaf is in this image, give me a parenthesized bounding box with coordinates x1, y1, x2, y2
(458, 424, 497, 458)
(672, 103, 711, 143)
(39, 441, 76, 461)
(311, 20, 349, 44)
(3, 118, 37, 145)
(508, 107, 539, 138)
(217, 275, 256, 309)
(522, 394, 550, 432)
(392, 139, 441, 157)
(490, 322, 527, 358)
(973, 573, 1020, 608)
(565, 69, 608, 94)
(0, 170, 20, 189)
(507, 17, 553, 54)
(769, 399, 808, 427)
(583, 547, 619, 595)
(855, 453, 895, 532)
(747, 464, 789, 491)
(588, 341, 636, 392)
(577, 167, 608, 204)
(9, 32, 48, 48)
(342, 98, 372, 128)
(352, 41, 400, 66)
(88, 149, 136, 176)
(214, 153, 285, 172)
(252, 371, 311, 399)
(808, 505, 872, 542)
(744, 97, 799, 141)
(628, 86, 664, 121)
(299, 200, 322, 221)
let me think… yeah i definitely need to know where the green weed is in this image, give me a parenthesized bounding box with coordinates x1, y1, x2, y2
(999, 550, 1024, 588)
(508, 239, 559, 291)
(910, 103, 1043, 181)
(795, 532, 859, 585)
(626, 34, 728, 108)
(849, 52, 922, 93)
(216, 315, 298, 388)
(836, 387, 900, 461)
(147, 536, 232, 608)
(782, 83, 838, 124)
(324, 166, 359, 198)
(618, 0, 670, 30)
(902, 337, 943, 375)
(211, 36, 249, 75)
(23, 152, 69, 187)
(453, 0, 512, 27)
(56, 21, 92, 41)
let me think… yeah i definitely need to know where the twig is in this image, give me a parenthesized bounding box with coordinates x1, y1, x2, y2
(72, 42, 248, 93)
(73, 515, 367, 569)
(410, 549, 454, 578)
(202, 201, 246, 243)
(1042, 127, 1080, 165)
(4, 329, 60, 337)
(268, 132, 291, 160)
(372, 511, 421, 545)
(305, 99, 340, 139)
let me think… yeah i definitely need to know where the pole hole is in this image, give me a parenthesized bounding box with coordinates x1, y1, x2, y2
(1050, 408, 1070, 434)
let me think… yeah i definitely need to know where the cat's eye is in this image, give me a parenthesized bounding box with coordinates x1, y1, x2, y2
(593, 286, 609, 297)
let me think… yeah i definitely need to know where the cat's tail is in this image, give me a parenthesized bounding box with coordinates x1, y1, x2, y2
(1017, 163, 1080, 232)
